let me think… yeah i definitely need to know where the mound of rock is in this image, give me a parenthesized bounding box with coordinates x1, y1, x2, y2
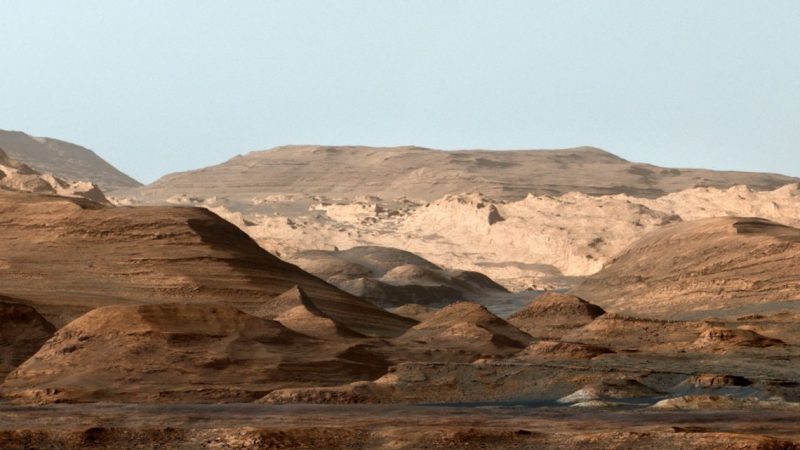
(651, 395, 800, 411)
(507, 293, 605, 339)
(558, 379, 663, 404)
(692, 327, 785, 352)
(398, 302, 531, 353)
(514, 340, 614, 361)
(1, 304, 389, 403)
(0, 299, 56, 380)
(572, 217, 800, 318)
(562, 314, 700, 351)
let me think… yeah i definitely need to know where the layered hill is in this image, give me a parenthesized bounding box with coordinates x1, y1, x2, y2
(128, 145, 797, 202)
(1, 304, 389, 403)
(0, 190, 413, 336)
(571, 217, 800, 318)
(0, 130, 140, 192)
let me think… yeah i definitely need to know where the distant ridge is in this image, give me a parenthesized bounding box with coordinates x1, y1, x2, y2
(129, 145, 798, 202)
(0, 129, 141, 192)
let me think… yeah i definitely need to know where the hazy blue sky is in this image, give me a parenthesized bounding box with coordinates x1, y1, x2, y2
(1, 1, 799, 183)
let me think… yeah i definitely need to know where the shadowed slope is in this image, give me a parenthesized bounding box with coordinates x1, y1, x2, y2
(0, 298, 56, 380)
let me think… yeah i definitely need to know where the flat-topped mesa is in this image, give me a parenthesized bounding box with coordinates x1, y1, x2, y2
(0, 190, 414, 337)
(571, 217, 800, 319)
(131, 145, 799, 202)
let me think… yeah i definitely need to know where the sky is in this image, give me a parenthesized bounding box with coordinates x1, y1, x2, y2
(1, 1, 799, 183)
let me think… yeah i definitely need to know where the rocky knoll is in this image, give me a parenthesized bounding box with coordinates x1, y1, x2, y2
(0, 191, 413, 336)
(571, 217, 800, 319)
(129, 145, 798, 202)
(507, 293, 606, 339)
(0, 130, 140, 192)
(1, 304, 389, 403)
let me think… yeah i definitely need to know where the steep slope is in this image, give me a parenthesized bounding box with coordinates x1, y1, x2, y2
(0, 299, 56, 380)
(571, 217, 800, 318)
(129, 145, 798, 202)
(0, 130, 140, 191)
(0, 191, 414, 336)
(1, 304, 389, 403)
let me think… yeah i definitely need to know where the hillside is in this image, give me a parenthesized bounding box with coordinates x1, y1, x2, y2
(571, 217, 800, 318)
(128, 145, 798, 202)
(0, 129, 140, 191)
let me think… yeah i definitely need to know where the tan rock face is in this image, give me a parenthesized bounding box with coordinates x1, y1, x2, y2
(0, 303, 390, 403)
(0, 190, 414, 337)
(571, 217, 800, 319)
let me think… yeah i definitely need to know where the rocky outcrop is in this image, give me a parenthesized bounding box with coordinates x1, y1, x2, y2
(0, 299, 56, 380)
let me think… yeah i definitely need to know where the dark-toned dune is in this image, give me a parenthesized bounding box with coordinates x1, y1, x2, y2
(0, 191, 414, 337)
(1, 303, 390, 403)
(0, 299, 56, 380)
(507, 292, 606, 339)
(130, 145, 799, 202)
(571, 217, 800, 319)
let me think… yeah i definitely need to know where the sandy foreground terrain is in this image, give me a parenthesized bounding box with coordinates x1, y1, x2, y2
(1, 404, 799, 449)
(1, 142, 800, 448)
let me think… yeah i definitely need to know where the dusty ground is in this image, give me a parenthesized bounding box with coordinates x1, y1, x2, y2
(0, 403, 798, 449)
